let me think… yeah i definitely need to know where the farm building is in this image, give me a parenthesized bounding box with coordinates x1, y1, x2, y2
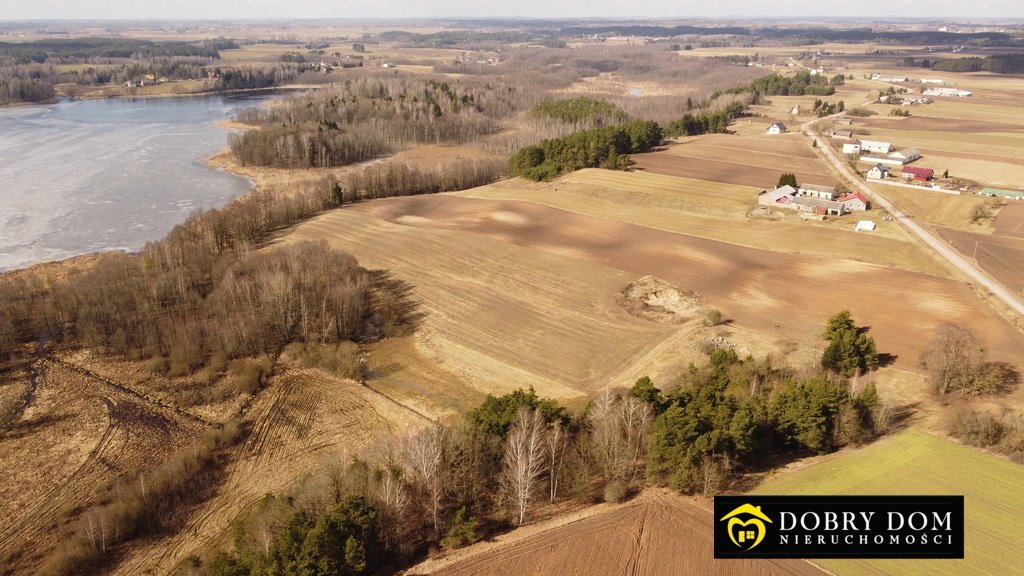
(860, 140, 894, 154)
(793, 197, 846, 216)
(758, 186, 847, 215)
(901, 166, 934, 181)
(867, 164, 890, 179)
(798, 183, 838, 200)
(855, 220, 877, 232)
(860, 156, 904, 167)
(923, 87, 972, 97)
(980, 188, 1024, 200)
(919, 78, 945, 84)
(842, 140, 862, 155)
(832, 130, 854, 140)
(766, 122, 788, 135)
(871, 74, 907, 83)
(889, 148, 922, 164)
(840, 192, 870, 211)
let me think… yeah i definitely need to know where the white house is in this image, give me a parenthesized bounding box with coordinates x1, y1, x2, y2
(889, 148, 921, 164)
(840, 192, 870, 211)
(766, 122, 788, 135)
(798, 183, 838, 200)
(842, 141, 862, 155)
(860, 140, 894, 154)
(867, 164, 890, 180)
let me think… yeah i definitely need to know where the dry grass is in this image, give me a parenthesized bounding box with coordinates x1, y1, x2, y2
(874, 184, 1003, 233)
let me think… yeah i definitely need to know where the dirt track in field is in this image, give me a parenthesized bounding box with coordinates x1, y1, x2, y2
(411, 491, 824, 576)
(290, 193, 1024, 393)
(111, 364, 429, 575)
(0, 360, 203, 574)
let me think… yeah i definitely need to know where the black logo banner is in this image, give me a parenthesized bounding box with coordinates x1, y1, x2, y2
(714, 495, 964, 559)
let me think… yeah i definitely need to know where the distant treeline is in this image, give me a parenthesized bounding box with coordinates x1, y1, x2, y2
(230, 77, 517, 169)
(557, 25, 1010, 46)
(932, 53, 1024, 74)
(0, 38, 234, 64)
(508, 120, 663, 180)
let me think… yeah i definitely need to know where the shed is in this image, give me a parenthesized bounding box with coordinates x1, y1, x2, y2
(855, 220, 877, 232)
(799, 183, 838, 200)
(889, 148, 921, 164)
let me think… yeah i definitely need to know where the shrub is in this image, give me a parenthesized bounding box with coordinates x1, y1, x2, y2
(440, 507, 480, 549)
(947, 408, 1005, 447)
(603, 480, 629, 503)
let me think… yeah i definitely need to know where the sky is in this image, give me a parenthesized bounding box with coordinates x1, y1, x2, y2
(3, 0, 1023, 21)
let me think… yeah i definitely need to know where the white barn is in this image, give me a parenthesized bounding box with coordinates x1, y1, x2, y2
(924, 87, 971, 97)
(842, 141, 862, 155)
(860, 140, 894, 154)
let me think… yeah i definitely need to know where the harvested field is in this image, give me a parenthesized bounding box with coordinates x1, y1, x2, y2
(463, 170, 949, 277)
(993, 201, 1024, 238)
(112, 363, 428, 575)
(0, 359, 204, 574)
(411, 490, 825, 576)
(286, 193, 1024, 403)
(937, 227, 1024, 295)
(755, 428, 1024, 576)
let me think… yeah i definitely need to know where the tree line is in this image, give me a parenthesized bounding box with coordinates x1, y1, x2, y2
(186, 311, 890, 576)
(508, 120, 663, 181)
(229, 76, 520, 169)
(932, 54, 1024, 74)
(664, 101, 745, 137)
(530, 97, 628, 130)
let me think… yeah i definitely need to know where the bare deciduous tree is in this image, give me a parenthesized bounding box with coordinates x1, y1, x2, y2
(545, 421, 567, 503)
(404, 425, 446, 540)
(503, 407, 547, 526)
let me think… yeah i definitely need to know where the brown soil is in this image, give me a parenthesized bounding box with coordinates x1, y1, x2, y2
(631, 151, 830, 190)
(993, 201, 1024, 239)
(410, 490, 825, 576)
(320, 194, 1024, 376)
(937, 227, 1024, 295)
(861, 115, 1024, 134)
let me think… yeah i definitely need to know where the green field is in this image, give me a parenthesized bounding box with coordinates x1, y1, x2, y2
(754, 428, 1024, 576)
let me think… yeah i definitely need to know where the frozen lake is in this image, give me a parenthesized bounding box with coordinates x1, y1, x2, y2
(0, 93, 275, 271)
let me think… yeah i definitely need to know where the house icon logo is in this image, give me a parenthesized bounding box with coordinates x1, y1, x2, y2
(719, 503, 773, 551)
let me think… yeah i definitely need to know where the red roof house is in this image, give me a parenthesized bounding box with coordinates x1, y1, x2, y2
(901, 166, 934, 181)
(839, 191, 870, 211)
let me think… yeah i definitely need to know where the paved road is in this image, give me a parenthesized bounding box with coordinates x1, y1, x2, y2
(800, 118, 1024, 318)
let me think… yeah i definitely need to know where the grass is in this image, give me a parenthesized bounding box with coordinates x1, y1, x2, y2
(459, 169, 950, 277)
(754, 427, 1024, 576)
(876, 184, 1003, 233)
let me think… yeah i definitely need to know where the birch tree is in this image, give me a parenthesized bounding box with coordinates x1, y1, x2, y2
(404, 425, 446, 540)
(503, 406, 547, 525)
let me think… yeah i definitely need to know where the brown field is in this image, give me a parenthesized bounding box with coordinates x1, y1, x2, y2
(994, 201, 1024, 238)
(937, 227, 1024, 295)
(463, 170, 948, 277)
(0, 359, 205, 573)
(409, 490, 824, 576)
(634, 131, 833, 189)
(284, 193, 1024, 407)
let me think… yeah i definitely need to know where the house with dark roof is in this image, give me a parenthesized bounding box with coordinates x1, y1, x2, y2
(798, 183, 838, 200)
(766, 122, 788, 135)
(867, 164, 890, 180)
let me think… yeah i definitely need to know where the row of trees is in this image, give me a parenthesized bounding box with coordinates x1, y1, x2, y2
(507, 120, 663, 181)
(932, 54, 1024, 74)
(748, 71, 836, 97)
(664, 101, 745, 136)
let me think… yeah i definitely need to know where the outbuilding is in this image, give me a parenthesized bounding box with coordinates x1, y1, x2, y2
(860, 140, 894, 154)
(842, 141, 862, 155)
(888, 148, 922, 164)
(901, 166, 934, 181)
